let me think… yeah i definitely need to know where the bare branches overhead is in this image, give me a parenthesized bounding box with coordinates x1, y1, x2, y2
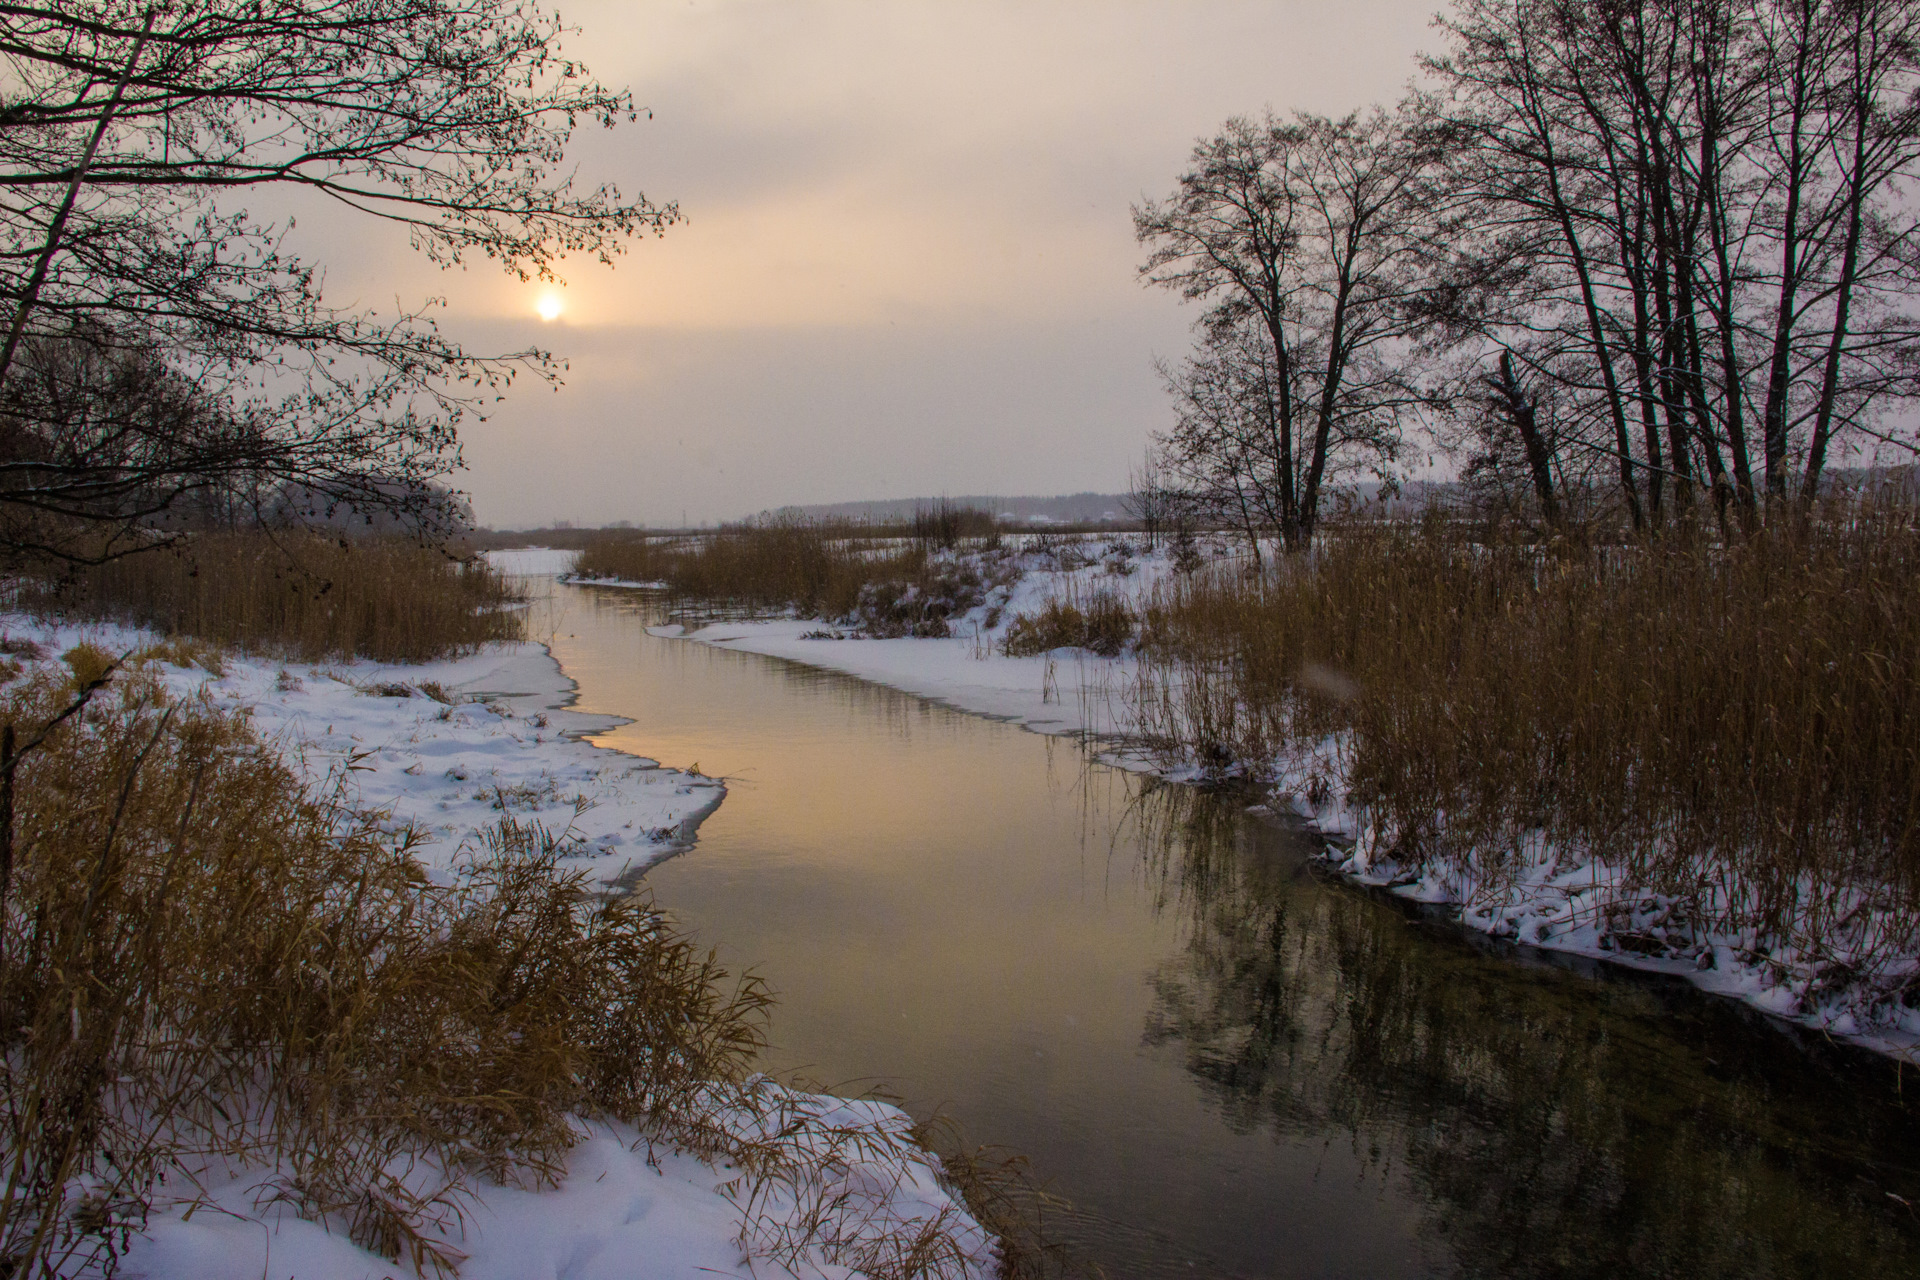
(1431, 0, 1920, 524)
(1142, 1, 1920, 545)
(0, 0, 674, 564)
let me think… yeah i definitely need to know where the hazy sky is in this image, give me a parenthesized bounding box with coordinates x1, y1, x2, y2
(324, 2, 1443, 527)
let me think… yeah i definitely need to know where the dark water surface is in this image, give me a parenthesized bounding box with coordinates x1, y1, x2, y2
(540, 581, 1920, 1280)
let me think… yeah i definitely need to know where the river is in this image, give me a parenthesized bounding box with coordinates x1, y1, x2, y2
(536, 578, 1920, 1279)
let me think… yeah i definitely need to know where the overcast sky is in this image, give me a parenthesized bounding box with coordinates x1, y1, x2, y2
(324, 1, 1443, 527)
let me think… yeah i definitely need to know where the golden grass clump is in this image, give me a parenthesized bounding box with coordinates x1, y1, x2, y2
(26, 532, 521, 663)
(0, 653, 773, 1276)
(577, 518, 1010, 638)
(1132, 498, 1920, 993)
(1000, 588, 1135, 658)
(578, 518, 928, 619)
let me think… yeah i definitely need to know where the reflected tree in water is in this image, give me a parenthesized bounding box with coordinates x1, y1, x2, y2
(1126, 781, 1920, 1279)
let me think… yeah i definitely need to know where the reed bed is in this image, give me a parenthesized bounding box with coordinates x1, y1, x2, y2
(0, 652, 771, 1275)
(21, 533, 520, 663)
(577, 518, 1007, 637)
(1131, 500, 1920, 1005)
(577, 520, 920, 617)
(908, 501, 999, 551)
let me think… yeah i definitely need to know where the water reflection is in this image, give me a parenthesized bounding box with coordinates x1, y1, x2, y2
(1128, 782, 1920, 1277)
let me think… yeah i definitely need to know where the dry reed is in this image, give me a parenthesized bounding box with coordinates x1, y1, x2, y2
(577, 519, 1007, 637)
(0, 652, 773, 1275)
(1132, 499, 1920, 1003)
(0, 649, 999, 1277)
(21, 533, 520, 663)
(1001, 586, 1135, 658)
(577, 520, 921, 617)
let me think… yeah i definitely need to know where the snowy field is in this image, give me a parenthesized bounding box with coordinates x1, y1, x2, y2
(0, 594, 994, 1280)
(557, 537, 1920, 1065)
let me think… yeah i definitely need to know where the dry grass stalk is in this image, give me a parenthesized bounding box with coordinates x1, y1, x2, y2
(1131, 497, 1920, 1007)
(0, 652, 780, 1277)
(20, 532, 521, 663)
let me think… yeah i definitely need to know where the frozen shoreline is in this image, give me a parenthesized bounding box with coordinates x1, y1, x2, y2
(0, 592, 993, 1280)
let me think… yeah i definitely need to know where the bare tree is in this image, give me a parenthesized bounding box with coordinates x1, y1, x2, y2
(0, 0, 675, 564)
(1135, 106, 1445, 550)
(1124, 448, 1179, 551)
(1430, 0, 1920, 524)
(1151, 321, 1290, 565)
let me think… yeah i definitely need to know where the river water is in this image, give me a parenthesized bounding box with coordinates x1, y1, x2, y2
(538, 580, 1920, 1279)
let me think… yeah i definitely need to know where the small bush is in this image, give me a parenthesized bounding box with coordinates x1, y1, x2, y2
(854, 559, 989, 638)
(1001, 591, 1135, 658)
(23, 533, 520, 663)
(910, 501, 998, 551)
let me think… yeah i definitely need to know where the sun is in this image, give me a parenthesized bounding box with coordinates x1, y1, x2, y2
(535, 291, 564, 322)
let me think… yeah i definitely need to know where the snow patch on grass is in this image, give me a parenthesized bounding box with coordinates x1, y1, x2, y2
(128, 1089, 992, 1280)
(4, 613, 720, 884)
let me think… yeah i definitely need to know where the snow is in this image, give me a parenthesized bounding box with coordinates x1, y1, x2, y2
(128, 1094, 989, 1280)
(636, 536, 1192, 742)
(486, 546, 580, 577)
(0, 603, 993, 1279)
(4, 614, 721, 884)
(650, 615, 1138, 739)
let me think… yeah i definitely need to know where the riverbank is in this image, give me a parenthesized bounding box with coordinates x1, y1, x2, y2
(4, 613, 724, 883)
(561, 536, 1920, 1067)
(0, 600, 994, 1280)
(530, 551, 1920, 1279)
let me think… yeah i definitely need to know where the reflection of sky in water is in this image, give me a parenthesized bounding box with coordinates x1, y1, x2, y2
(543, 581, 1920, 1280)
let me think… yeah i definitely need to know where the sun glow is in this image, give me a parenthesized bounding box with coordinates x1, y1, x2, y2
(535, 291, 564, 322)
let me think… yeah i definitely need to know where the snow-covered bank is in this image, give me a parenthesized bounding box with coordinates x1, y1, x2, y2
(6, 612, 720, 884)
(633, 536, 1190, 741)
(1243, 737, 1920, 1063)
(131, 1092, 990, 1280)
(0, 603, 993, 1280)
(649, 616, 1140, 740)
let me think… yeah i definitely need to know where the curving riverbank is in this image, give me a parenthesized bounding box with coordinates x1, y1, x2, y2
(544, 569, 1920, 1279)
(0, 595, 994, 1280)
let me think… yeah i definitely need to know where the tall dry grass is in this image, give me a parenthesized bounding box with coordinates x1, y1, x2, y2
(576, 518, 1008, 637)
(1000, 583, 1135, 658)
(0, 650, 995, 1277)
(0, 651, 769, 1275)
(21, 533, 520, 662)
(1132, 500, 1920, 996)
